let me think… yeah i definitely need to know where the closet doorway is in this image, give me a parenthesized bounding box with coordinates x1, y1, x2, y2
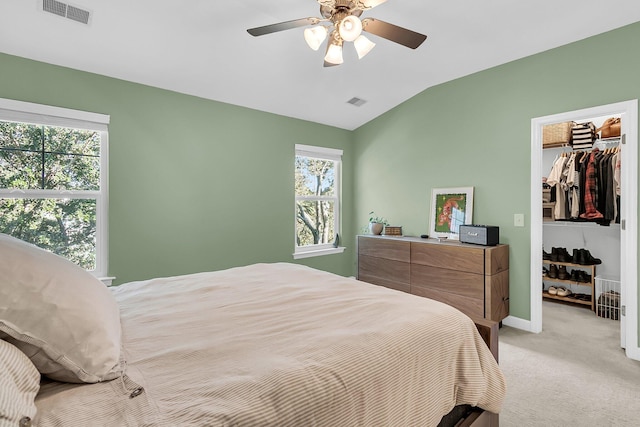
(530, 100, 639, 361)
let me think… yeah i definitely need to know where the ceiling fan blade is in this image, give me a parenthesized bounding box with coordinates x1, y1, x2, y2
(247, 18, 319, 37)
(355, 0, 389, 10)
(362, 18, 427, 49)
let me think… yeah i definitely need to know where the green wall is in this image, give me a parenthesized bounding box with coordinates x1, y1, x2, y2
(353, 21, 640, 322)
(0, 53, 354, 283)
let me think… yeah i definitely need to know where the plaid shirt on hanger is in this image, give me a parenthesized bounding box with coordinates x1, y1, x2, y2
(580, 149, 604, 219)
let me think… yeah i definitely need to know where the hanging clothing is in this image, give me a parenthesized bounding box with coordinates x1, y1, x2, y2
(602, 151, 616, 224)
(547, 155, 568, 220)
(613, 151, 621, 223)
(547, 146, 620, 225)
(580, 149, 604, 220)
(578, 150, 589, 217)
(565, 153, 580, 219)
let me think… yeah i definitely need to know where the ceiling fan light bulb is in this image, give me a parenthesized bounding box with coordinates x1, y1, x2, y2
(338, 15, 362, 42)
(354, 35, 376, 59)
(304, 26, 328, 51)
(324, 43, 344, 65)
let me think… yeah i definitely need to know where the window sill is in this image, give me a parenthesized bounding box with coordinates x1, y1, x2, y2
(97, 276, 116, 286)
(293, 246, 346, 260)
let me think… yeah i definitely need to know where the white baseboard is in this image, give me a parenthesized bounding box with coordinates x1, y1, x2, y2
(501, 315, 535, 333)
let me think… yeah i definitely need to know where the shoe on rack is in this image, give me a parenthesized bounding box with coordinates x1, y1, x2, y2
(548, 264, 558, 279)
(550, 247, 559, 262)
(548, 286, 558, 295)
(557, 287, 572, 297)
(557, 247, 571, 263)
(570, 269, 579, 282)
(579, 293, 592, 302)
(577, 271, 591, 283)
(577, 249, 588, 265)
(557, 265, 569, 280)
(572, 249, 581, 264)
(577, 248, 602, 265)
(543, 249, 552, 260)
(583, 249, 602, 265)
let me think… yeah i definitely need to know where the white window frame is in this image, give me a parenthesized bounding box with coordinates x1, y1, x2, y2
(294, 144, 345, 259)
(0, 98, 110, 277)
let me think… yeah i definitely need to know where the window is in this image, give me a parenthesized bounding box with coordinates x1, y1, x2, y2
(0, 98, 109, 276)
(294, 144, 344, 259)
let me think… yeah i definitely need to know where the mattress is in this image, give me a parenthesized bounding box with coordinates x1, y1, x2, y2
(34, 262, 505, 426)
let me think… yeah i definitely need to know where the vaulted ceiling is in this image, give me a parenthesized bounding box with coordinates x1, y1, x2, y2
(2, 1, 640, 130)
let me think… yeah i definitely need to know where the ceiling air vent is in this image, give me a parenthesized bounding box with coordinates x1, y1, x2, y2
(347, 97, 367, 107)
(42, 0, 91, 25)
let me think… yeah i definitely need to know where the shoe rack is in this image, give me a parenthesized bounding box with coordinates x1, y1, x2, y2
(542, 248, 597, 311)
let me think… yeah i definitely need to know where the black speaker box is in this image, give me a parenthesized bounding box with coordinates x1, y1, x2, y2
(459, 225, 499, 246)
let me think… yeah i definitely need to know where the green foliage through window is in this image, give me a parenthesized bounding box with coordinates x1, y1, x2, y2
(295, 153, 339, 247)
(0, 121, 101, 269)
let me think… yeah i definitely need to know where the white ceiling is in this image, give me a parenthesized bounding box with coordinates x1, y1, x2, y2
(2, 1, 640, 130)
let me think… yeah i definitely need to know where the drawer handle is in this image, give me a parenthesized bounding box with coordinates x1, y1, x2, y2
(467, 232, 478, 236)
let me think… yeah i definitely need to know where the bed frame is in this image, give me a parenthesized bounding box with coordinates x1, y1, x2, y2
(473, 316, 499, 363)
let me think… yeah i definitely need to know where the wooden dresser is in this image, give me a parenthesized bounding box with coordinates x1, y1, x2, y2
(357, 235, 510, 322)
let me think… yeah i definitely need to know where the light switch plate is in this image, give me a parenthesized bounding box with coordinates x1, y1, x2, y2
(514, 213, 525, 227)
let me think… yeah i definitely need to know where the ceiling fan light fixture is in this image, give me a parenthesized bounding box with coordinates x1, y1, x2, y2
(324, 42, 344, 65)
(304, 26, 328, 51)
(338, 15, 362, 42)
(354, 34, 375, 59)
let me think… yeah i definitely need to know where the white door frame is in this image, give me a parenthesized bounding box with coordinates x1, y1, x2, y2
(530, 100, 639, 361)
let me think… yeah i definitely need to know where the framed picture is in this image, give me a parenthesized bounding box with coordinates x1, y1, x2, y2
(429, 187, 474, 239)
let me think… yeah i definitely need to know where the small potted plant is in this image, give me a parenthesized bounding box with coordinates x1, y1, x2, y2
(368, 211, 389, 235)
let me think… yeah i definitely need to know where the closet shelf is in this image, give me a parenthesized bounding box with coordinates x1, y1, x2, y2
(542, 291, 592, 307)
(542, 260, 597, 268)
(543, 221, 620, 229)
(543, 277, 592, 286)
(542, 261, 596, 310)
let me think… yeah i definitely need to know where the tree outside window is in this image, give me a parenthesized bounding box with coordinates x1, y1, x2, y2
(294, 145, 342, 256)
(0, 114, 106, 272)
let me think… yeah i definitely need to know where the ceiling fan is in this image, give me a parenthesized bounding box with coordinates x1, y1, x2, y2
(247, 0, 427, 67)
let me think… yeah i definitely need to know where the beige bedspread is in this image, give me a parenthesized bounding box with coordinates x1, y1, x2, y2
(34, 263, 505, 426)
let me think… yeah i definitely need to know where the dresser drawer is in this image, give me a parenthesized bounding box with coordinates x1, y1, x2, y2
(411, 264, 484, 300)
(358, 254, 410, 293)
(411, 242, 484, 274)
(358, 236, 410, 262)
(410, 286, 484, 319)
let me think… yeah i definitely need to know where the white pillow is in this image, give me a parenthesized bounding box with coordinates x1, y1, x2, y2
(0, 233, 124, 383)
(0, 339, 40, 426)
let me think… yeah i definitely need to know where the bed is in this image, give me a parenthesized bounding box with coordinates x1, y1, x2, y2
(0, 233, 505, 427)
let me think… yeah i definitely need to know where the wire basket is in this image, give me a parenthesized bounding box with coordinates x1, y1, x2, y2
(595, 276, 621, 320)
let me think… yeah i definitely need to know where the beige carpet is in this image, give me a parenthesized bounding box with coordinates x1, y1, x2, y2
(499, 301, 640, 426)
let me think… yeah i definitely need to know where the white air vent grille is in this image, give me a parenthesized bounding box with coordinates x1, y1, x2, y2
(42, 0, 91, 25)
(43, 0, 66, 17)
(347, 97, 367, 107)
(66, 5, 90, 24)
